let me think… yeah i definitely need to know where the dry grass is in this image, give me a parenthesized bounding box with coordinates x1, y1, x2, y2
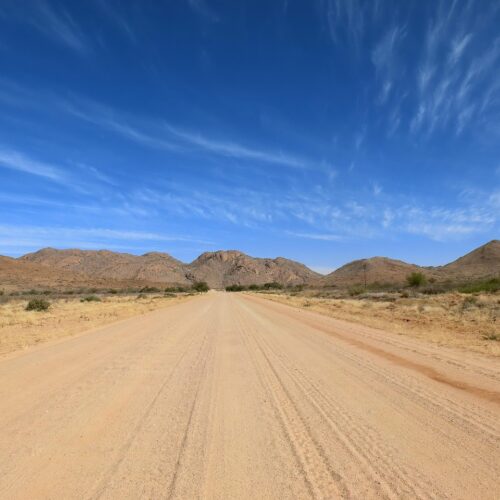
(0, 294, 193, 357)
(255, 290, 500, 357)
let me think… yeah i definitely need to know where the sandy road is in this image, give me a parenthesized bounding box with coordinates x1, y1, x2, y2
(0, 292, 499, 499)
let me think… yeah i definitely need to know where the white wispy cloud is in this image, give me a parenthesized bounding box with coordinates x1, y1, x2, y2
(187, 0, 219, 22)
(0, 148, 67, 183)
(322, 0, 370, 51)
(165, 124, 312, 169)
(30, 1, 90, 54)
(0, 225, 213, 246)
(60, 94, 316, 169)
(372, 25, 405, 104)
(286, 232, 344, 241)
(411, 2, 500, 137)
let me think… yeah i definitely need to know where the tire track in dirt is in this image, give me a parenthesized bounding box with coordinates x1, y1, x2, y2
(235, 299, 437, 499)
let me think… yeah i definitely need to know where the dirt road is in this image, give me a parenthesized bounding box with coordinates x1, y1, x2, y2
(1, 292, 499, 499)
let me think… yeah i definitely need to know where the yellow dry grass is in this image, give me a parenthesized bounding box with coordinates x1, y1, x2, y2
(0, 294, 193, 357)
(255, 291, 500, 357)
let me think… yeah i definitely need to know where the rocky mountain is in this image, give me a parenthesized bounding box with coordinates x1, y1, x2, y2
(13, 248, 319, 290)
(186, 250, 320, 289)
(20, 248, 190, 285)
(2, 240, 498, 292)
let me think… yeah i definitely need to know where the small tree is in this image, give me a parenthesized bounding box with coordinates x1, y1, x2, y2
(192, 281, 209, 293)
(406, 272, 426, 287)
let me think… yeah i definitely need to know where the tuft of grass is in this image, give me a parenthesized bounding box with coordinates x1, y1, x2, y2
(164, 292, 176, 298)
(461, 296, 478, 310)
(25, 298, 50, 312)
(80, 295, 101, 303)
(482, 333, 500, 341)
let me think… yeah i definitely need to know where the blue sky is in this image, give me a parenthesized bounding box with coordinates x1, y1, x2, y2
(0, 0, 499, 272)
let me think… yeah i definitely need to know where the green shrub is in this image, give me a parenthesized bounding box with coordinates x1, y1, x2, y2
(192, 281, 209, 292)
(80, 295, 101, 303)
(108, 289, 118, 294)
(25, 298, 50, 311)
(226, 284, 245, 292)
(262, 282, 283, 290)
(406, 272, 427, 287)
(348, 286, 364, 296)
(248, 284, 261, 291)
(458, 278, 500, 294)
(0, 290, 3, 296)
(140, 286, 161, 293)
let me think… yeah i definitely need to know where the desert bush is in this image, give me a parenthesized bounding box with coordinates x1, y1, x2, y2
(80, 295, 101, 303)
(140, 286, 161, 293)
(164, 292, 176, 298)
(262, 282, 283, 290)
(108, 289, 118, 294)
(136, 293, 147, 299)
(348, 286, 364, 297)
(25, 298, 50, 311)
(226, 284, 245, 292)
(0, 290, 3, 296)
(192, 281, 209, 292)
(458, 278, 500, 294)
(248, 284, 261, 291)
(461, 296, 478, 312)
(406, 272, 427, 287)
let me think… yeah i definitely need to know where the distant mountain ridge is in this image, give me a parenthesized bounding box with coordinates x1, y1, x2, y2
(1, 240, 498, 291)
(17, 247, 320, 289)
(321, 240, 500, 286)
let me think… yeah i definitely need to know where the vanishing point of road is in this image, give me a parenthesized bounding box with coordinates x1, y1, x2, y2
(1, 292, 499, 499)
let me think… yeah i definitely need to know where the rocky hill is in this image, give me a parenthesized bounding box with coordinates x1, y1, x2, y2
(20, 248, 190, 285)
(438, 240, 500, 280)
(1, 240, 498, 292)
(0, 254, 133, 292)
(321, 257, 429, 287)
(186, 251, 320, 289)
(12, 248, 319, 290)
(321, 240, 499, 287)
